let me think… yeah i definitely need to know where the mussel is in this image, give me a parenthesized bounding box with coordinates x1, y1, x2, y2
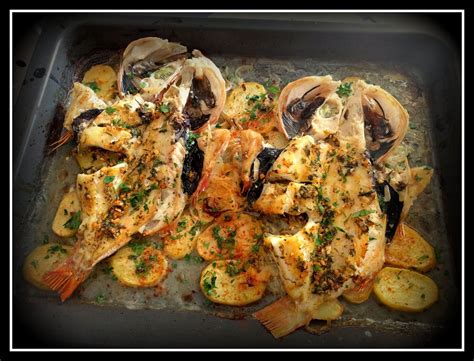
(277, 76, 343, 140)
(245, 147, 284, 204)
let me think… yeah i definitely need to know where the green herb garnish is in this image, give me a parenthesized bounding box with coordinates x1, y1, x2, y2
(95, 294, 106, 304)
(336, 82, 352, 97)
(63, 211, 81, 230)
(350, 209, 375, 219)
(159, 103, 170, 113)
(105, 107, 117, 115)
(203, 274, 217, 295)
(103, 175, 115, 184)
(85, 81, 100, 93)
(176, 219, 187, 233)
(225, 263, 240, 277)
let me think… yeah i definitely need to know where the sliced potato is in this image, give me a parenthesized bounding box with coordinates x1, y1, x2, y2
(374, 267, 438, 312)
(82, 64, 117, 101)
(196, 212, 262, 261)
(343, 278, 375, 304)
(163, 210, 205, 260)
(222, 82, 276, 134)
(312, 299, 344, 320)
(200, 260, 268, 306)
(23, 243, 72, 290)
(110, 245, 168, 288)
(385, 223, 436, 272)
(52, 191, 81, 237)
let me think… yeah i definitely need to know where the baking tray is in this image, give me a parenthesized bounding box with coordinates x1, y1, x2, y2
(12, 13, 462, 348)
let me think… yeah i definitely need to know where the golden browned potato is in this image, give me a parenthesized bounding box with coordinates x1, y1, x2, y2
(23, 243, 73, 290)
(163, 210, 206, 260)
(222, 82, 276, 134)
(312, 299, 344, 320)
(385, 223, 436, 272)
(200, 260, 268, 306)
(82, 64, 117, 101)
(110, 244, 168, 288)
(342, 278, 375, 304)
(196, 212, 263, 261)
(373, 267, 438, 312)
(52, 191, 81, 237)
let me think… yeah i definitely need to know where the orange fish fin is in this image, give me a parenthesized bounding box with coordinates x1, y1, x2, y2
(43, 265, 88, 302)
(253, 296, 308, 338)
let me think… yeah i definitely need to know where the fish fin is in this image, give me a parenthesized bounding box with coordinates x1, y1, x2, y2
(43, 264, 88, 302)
(253, 296, 308, 338)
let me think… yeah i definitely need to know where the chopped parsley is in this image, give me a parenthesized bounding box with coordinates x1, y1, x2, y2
(84, 81, 100, 93)
(111, 118, 132, 129)
(176, 219, 187, 233)
(225, 262, 241, 277)
(103, 266, 118, 281)
(30, 260, 38, 269)
(418, 255, 429, 262)
(184, 253, 204, 264)
(159, 103, 170, 113)
(46, 244, 68, 256)
(105, 107, 117, 115)
(251, 244, 260, 253)
(103, 175, 115, 184)
(336, 82, 352, 97)
(118, 183, 131, 193)
(202, 274, 217, 295)
(128, 241, 146, 256)
(135, 259, 151, 275)
(63, 211, 81, 230)
(95, 293, 106, 304)
(350, 209, 375, 219)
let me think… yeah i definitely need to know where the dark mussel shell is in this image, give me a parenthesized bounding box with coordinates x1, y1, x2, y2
(376, 181, 403, 242)
(72, 109, 104, 141)
(246, 147, 283, 204)
(181, 130, 204, 195)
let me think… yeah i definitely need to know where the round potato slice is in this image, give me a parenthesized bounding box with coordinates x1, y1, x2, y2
(196, 212, 263, 261)
(110, 245, 168, 288)
(52, 191, 81, 238)
(373, 267, 438, 312)
(312, 299, 344, 321)
(385, 223, 436, 272)
(200, 260, 268, 306)
(82, 64, 117, 101)
(23, 243, 73, 290)
(222, 82, 276, 134)
(163, 210, 206, 260)
(342, 278, 375, 304)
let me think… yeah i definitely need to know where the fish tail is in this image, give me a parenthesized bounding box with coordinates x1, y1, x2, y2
(43, 262, 89, 302)
(253, 296, 309, 338)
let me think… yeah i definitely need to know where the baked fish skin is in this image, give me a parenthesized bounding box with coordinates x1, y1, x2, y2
(254, 139, 386, 338)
